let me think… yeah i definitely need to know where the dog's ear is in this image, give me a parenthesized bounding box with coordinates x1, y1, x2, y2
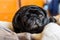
(49, 16, 57, 23)
(12, 6, 28, 33)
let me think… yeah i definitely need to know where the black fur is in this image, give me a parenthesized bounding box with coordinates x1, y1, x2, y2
(12, 5, 56, 33)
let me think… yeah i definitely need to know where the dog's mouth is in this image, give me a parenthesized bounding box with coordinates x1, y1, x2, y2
(25, 17, 44, 30)
(25, 19, 44, 33)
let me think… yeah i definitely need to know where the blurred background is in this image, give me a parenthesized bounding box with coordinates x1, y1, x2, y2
(0, 0, 60, 22)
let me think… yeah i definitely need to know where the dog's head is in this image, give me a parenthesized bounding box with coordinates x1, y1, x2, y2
(12, 5, 56, 33)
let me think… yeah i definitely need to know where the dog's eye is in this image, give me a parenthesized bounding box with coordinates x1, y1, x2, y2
(27, 14, 31, 19)
(39, 15, 43, 18)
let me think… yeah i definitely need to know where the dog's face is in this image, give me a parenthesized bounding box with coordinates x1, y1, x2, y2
(25, 10, 44, 29)
(12, 5, 56, 33)
(22, 9, 46, 33)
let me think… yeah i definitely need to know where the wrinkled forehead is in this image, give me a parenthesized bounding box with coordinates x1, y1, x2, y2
(18, 6, 47, 18)
(24, 7, 45, 16)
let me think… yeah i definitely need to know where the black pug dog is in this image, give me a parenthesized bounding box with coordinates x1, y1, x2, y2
(12, 5, 56, 34)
